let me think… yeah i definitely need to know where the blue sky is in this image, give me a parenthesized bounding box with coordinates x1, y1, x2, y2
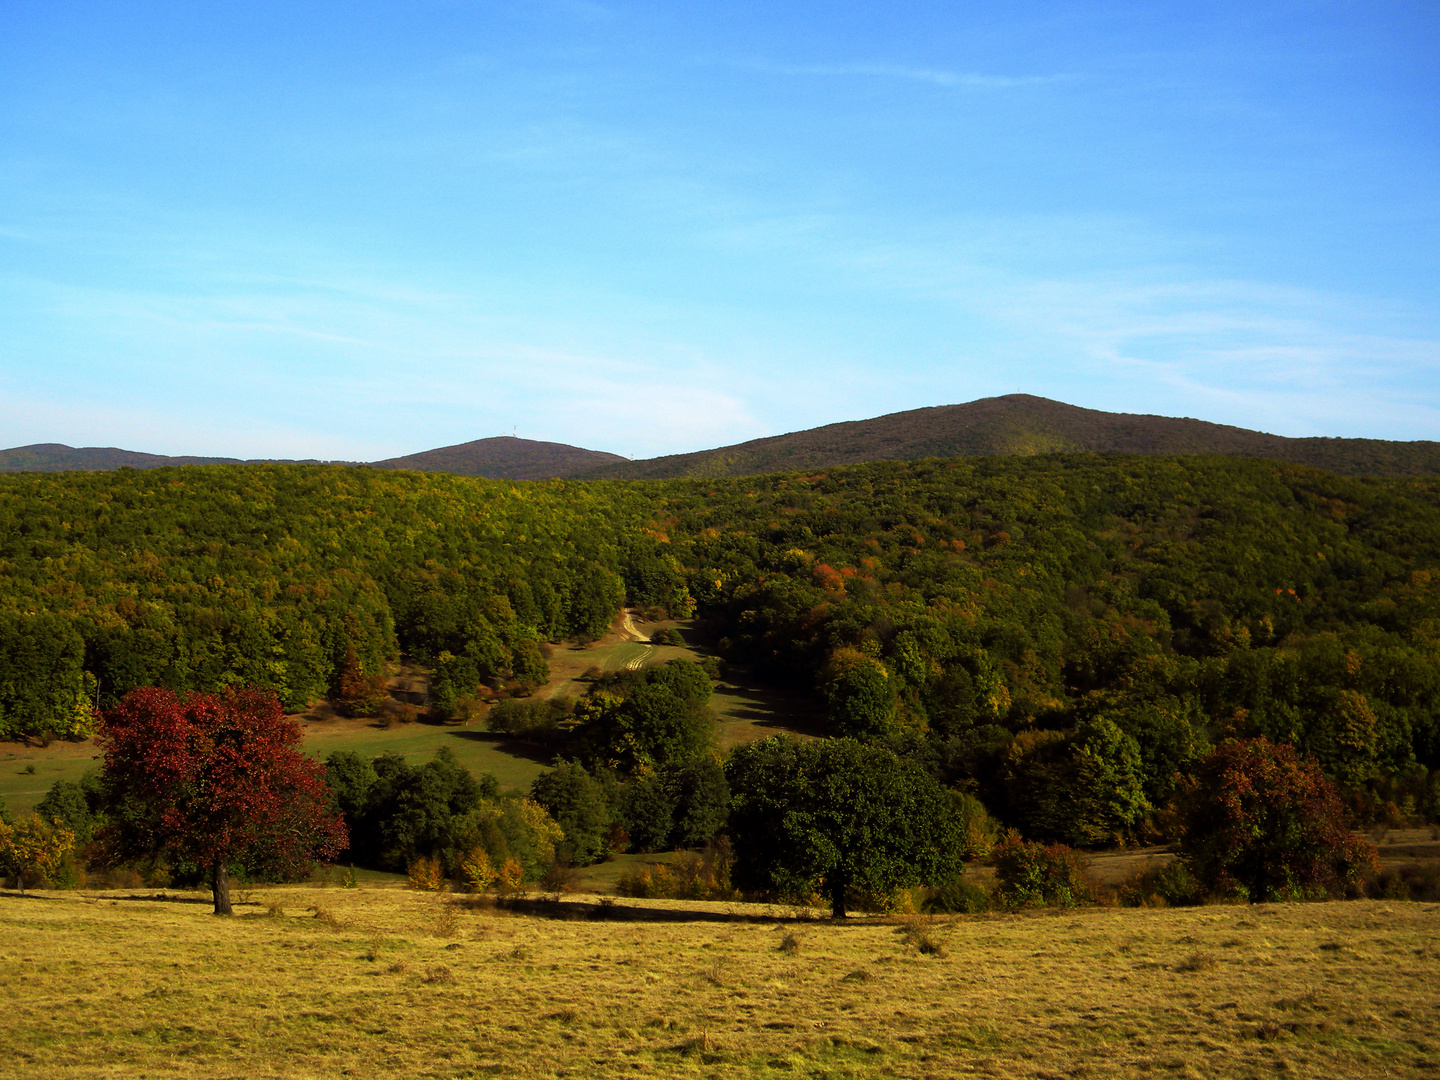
(2, 1, 1437, 460)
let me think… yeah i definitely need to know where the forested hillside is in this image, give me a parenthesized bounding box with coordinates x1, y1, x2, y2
(2, 454, 1438, 835)
(0, 466, 684, 734)
(646, 456, 1440, 831)
(581, 395, 1440, 480)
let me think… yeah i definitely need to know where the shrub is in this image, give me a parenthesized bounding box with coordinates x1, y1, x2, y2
(34, 773, 104, 846)
(407, 856, 445, 891)
(0, 813, 76, 891)
(1365, 862, 1440, 902)
(1113, 858, 1202, 907)
(991, 832, 1094, 909)
(495, 857, 524, 893)
(459, 846, 497, 892)
(615, 840, 735, 901)
(925, 873, 993, 914)
(952, 791, 999, 861)
(1178, 737, 1379, 902)
(898, 917, 949, 957)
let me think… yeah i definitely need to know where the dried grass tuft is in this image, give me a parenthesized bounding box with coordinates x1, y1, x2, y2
(312, 905, 343, 929)
(1175, 952, 1217, 972)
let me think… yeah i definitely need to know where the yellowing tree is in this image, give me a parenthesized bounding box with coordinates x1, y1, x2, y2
(0, 814, 76, 891)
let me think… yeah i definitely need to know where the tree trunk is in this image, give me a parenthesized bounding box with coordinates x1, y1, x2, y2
(211, 860, 232, 916)
(829, 875, 848, 920)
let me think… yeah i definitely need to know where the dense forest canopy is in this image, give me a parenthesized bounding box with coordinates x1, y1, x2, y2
(0, 466, 666, 731)
(657, 456, 1440, 827)
(2, 454, 1438, 833)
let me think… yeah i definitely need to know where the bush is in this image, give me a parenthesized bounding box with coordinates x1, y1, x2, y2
(407, 856, 446, 891)
(1113, 858, 1202, 907)
(1364, 862, 1440, 902)
(952, 791, 999, 861)
(992, 832, 1094, 909)
(495, 857, 524, 894)
(458, 846, 497, 892)
(924, 873, 992, 914)
(614, 840, 735, 901)
(487, 697, 569, 743)
(35, 772, 104, 846)
(0, 813, 76, 891)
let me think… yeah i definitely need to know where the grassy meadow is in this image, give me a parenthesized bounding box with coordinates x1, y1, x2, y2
(1, 887, 1437, 1079)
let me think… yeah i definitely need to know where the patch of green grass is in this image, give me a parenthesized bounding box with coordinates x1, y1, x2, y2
(299, 723, 547, 792)
(0, 741, 102, 816)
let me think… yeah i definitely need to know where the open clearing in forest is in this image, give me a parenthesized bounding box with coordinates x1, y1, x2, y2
(0, 612, 820, 816)
(1, 889, 1436, 1079)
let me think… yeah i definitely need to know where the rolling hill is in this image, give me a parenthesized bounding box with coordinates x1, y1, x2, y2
(578, 395, 1440, 479)
(0, 444, 245, 473)
(368, 436, 627, 480)
(5, 395, 1438, 479)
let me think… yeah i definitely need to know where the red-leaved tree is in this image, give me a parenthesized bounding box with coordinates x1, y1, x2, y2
(97, 685, 347, 914)
(1178, 736, 1377, 902)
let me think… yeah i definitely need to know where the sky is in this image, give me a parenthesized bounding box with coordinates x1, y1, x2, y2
(1, 1, 1437, 461)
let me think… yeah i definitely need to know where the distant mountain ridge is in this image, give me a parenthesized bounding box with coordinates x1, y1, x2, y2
(369, 436, 626, 480)
(0, 435, 620, 481)
(0, 443, 246, 472)
(577, 395, 1440, 480)
(5, 395, 1439, 479)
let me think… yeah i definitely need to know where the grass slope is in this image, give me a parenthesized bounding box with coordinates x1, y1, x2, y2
(2, 888, 1436, 1078)
(580, 395, 1440, 479)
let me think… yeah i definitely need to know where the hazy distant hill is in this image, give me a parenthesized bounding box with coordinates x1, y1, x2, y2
(369, 436, 627, 480)
(7, 396, 1439, 480)
(580, 395, 1440, 480)
(0, 443, 244, 473)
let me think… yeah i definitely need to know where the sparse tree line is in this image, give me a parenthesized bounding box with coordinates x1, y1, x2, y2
(2, 680, 1424, 915)
(3, 454, 1440, 910)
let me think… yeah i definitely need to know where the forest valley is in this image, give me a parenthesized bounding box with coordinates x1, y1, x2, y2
(1, 454, 1439, 913)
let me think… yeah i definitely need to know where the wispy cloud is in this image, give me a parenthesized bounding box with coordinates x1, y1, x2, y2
(750, 60, 1068, 89)
(974, 276, 1440, 438)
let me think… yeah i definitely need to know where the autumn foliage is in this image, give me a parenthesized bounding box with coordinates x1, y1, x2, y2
(1178, 737, 1378, 902)
(96, 685, 347, 914)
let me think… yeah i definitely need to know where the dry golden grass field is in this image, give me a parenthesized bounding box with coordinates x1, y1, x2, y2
(1, 887, 1437, 1080)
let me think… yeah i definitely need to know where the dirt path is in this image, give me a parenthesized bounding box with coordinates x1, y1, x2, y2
(619, 609, 652, 670)
(619, 609, 649, 642)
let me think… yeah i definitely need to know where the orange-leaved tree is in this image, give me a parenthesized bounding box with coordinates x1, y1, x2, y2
(1178, 736, 1377, 902)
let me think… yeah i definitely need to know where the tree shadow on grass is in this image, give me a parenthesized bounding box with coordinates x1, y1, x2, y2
(443, 729, 557, 765)
(462, 894, 837, 925)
